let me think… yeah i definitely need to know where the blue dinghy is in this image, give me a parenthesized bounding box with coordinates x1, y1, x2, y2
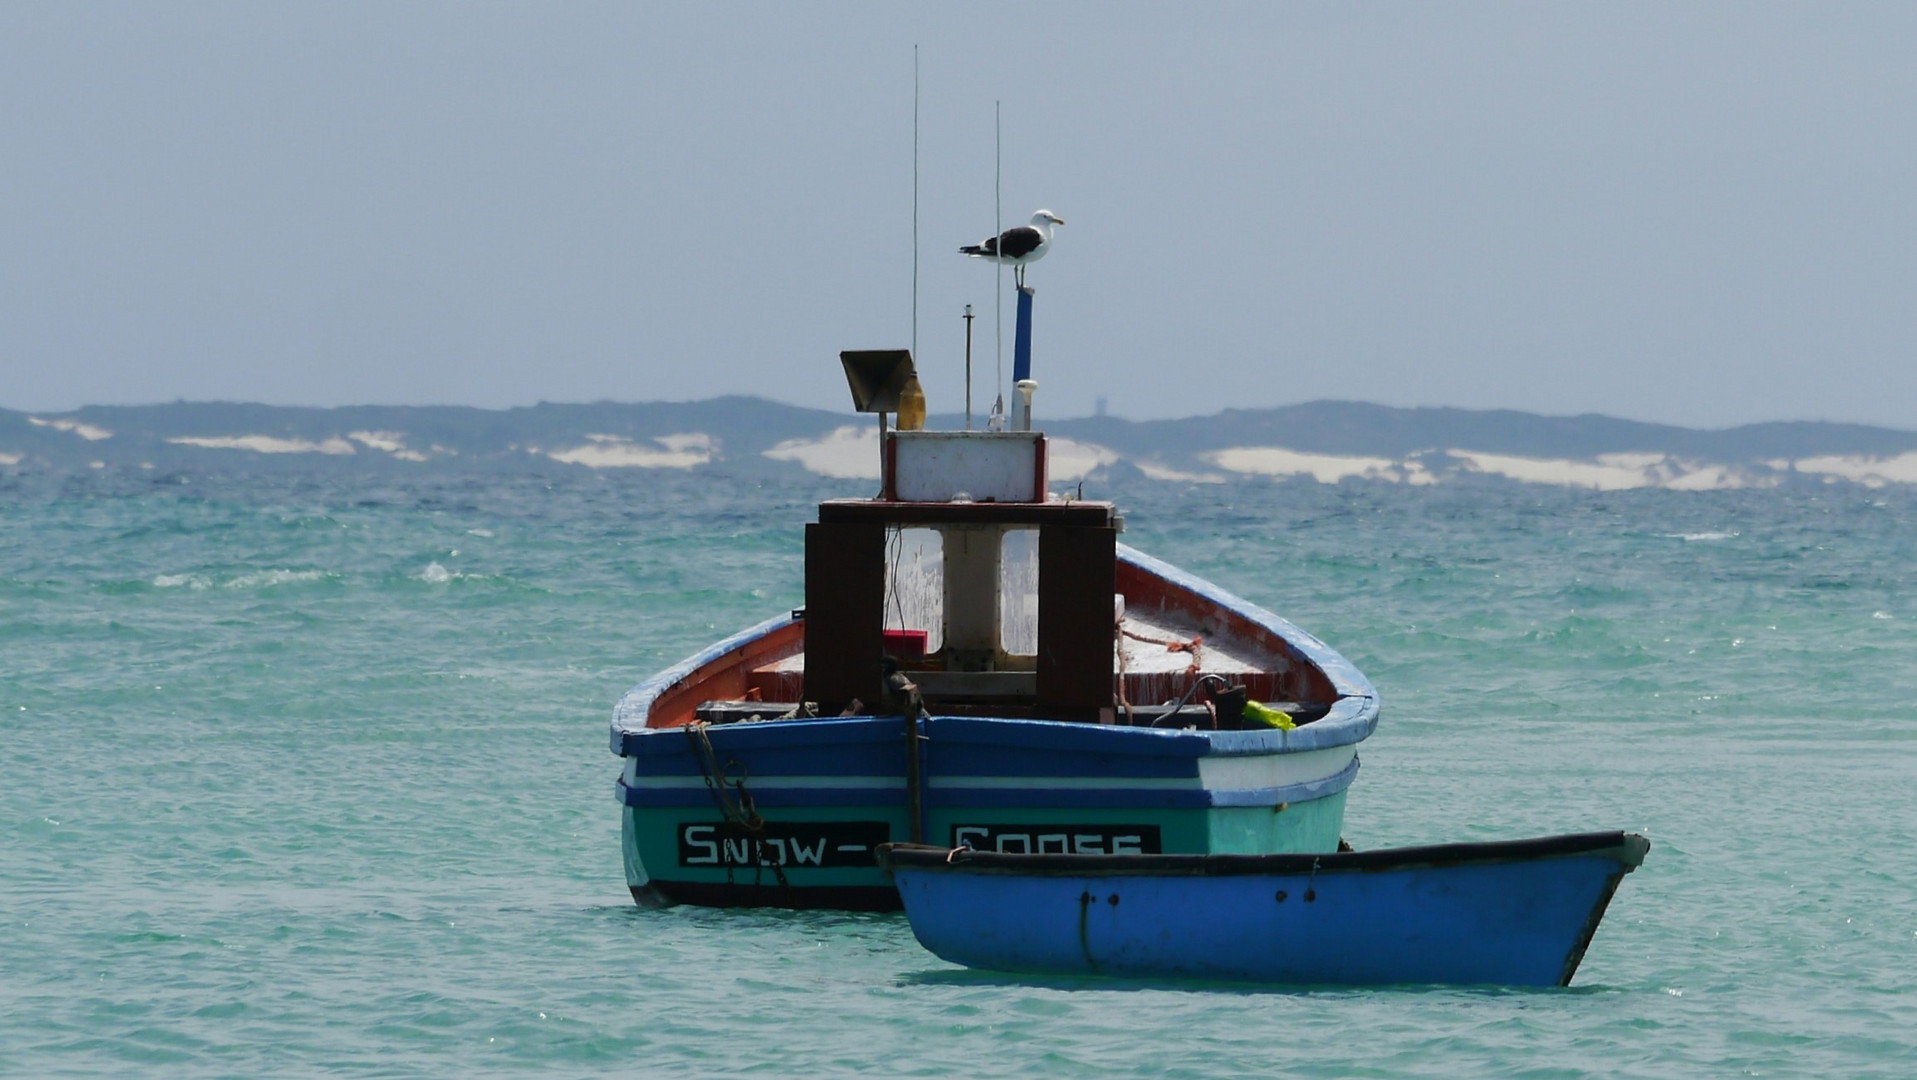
(877, 832, 1649, 987)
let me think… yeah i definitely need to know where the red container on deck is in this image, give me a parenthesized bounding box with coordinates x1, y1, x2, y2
(882, 629, 929, 660)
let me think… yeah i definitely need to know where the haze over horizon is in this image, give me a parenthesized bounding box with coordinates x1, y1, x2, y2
(5, 3, 1915, 430)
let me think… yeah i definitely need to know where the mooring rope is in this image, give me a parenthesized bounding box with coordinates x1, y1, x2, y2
(1120, 627, 1205, 678)
(684, 721, 790, 896)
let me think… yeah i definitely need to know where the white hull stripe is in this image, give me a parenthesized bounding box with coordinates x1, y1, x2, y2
(618, 760, 1356, 793)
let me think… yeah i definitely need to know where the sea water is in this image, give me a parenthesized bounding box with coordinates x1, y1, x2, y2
(3, 466, 1915, 1077)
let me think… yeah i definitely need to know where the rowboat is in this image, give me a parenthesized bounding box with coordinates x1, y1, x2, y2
(609, 353, 1380, 909)
(877, 832, 1650, 986)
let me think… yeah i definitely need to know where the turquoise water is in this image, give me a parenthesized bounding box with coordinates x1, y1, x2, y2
(5, 468, 1915, 1077)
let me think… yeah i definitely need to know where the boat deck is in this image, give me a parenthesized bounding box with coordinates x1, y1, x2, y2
(625, 544, 1355, 732)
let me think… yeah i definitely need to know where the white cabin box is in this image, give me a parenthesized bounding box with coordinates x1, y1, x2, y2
(884, 431, 1048, 503)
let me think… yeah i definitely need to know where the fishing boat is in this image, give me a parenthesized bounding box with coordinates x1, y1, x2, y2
(877, 832, 1650, 986)
(609, 351, 1380, 909)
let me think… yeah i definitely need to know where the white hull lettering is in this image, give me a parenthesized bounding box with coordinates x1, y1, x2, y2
(675, 821, 891, 868)
(952, 824, 1163, 856)
(684, 825, 720, 865)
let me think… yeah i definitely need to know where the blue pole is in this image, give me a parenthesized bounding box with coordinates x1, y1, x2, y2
(1012, 286, 1034, 383)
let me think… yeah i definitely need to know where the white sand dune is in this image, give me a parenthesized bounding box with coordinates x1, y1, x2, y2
(763, 425, 883, 479)
(1206, 447, 1427, 484)
(1135, 461, 1228, 484)
(1788, 452, 1917, 488)
(1449, 450, 1771, 490)
(1048, 438, 1120, 481)
(545, 433, 715, 469)
(28, 417, 113, 440)
(348, 431, 429, 461)
(168, 435, 357, 455)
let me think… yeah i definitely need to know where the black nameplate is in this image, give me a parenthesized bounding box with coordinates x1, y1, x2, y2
(677, 821, 891, 869)
(951, 824, 1162, 855)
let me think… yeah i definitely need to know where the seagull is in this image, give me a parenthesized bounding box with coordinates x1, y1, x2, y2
(960, 209, 1064, 287)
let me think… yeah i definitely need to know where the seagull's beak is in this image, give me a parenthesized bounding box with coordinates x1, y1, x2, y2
(1051, 216, 1065, 225)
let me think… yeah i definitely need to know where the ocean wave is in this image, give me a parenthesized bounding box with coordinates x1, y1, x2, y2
(225, 569, 329, 589)
(417, 561, 493, 584)
(152, 569, 331, 590)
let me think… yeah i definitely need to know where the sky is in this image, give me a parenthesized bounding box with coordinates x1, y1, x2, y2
(3, 2, 1915, 429)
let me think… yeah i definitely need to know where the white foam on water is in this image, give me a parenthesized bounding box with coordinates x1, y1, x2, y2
(467, 528, 494, 538)
(0, 452, 21, 466)
(152, 573, 211, 590)
(763, 425, 881, 479)
(1666, 532, 1739, 542)
(545, 433, 714, 469)
(28, 416, 113, 440)
(225, 569, 329, 589)
(1873, 611, 1895, 620)
(167, 435, 357, 455)
(419, 562, 455, 583)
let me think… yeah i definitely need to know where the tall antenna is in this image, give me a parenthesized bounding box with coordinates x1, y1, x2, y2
(994, 100, 1003, 425)
(911, 46, 920, 365)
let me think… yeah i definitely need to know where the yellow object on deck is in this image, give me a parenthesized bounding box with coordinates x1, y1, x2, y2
(1245, 701, 1296, 730)
(897, 377, 926, 431)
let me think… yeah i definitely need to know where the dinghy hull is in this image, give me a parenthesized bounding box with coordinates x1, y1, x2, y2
(878, 832, 1649, 986)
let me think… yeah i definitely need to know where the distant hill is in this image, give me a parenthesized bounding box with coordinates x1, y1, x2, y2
(6, 397, 1917, 489)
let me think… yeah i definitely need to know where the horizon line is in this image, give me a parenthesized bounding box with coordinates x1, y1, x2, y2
(3, 395, 1909, 437)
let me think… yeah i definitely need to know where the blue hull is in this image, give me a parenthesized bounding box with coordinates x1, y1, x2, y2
(878, 832, 1649, 987)
(615, 713, 1370, 908)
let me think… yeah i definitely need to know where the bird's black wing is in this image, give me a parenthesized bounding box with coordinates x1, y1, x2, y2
(993, 227, 1044, 259)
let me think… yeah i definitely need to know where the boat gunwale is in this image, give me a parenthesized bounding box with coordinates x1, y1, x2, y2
(875, 831, 1650, 878)
(610, 610, 799, 753)
(1115, 543, 1374, 702)
(610, 545, 1380, 756)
